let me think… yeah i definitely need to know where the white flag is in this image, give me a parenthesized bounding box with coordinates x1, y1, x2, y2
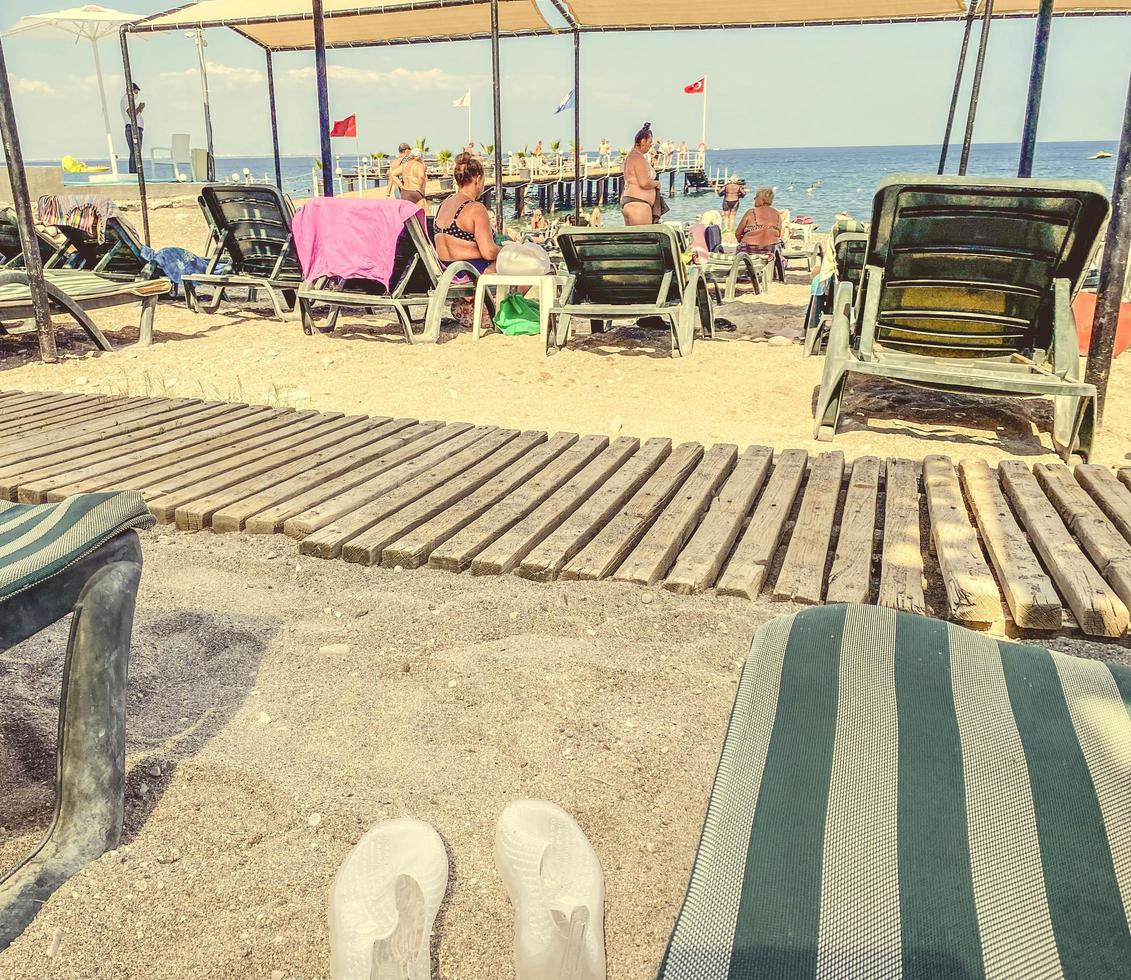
(452, 90, 471, 109)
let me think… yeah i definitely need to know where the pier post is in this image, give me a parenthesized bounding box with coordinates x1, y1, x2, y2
(958, 0, 995, 176)
(1084, 70, 1131, 422)
(312, 0, 334, 196)
(937, 0, 979, 174)
(1018, 0, 1054, 177)
(669, 170, 676, 196)
(0, 36, 56, 362)
(516, 185, 526, 220)
(266, 50, 283, 190)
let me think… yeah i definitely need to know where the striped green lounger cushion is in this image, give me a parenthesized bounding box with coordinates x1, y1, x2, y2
(659, 604, 1130, 980)
(0, 491, 153, 604)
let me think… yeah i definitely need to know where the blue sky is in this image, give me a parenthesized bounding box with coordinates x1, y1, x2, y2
(2, 0, 1129, 161)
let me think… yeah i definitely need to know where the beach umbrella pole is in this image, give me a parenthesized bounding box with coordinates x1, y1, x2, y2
(118, 27, 150, 244)
(0, 36, 57, 362)
(312, 0, 334, 197)
(490, 0, 503, 230)
(573, 28, 580, 221)
(191, 29, 216, 182)
(89, 37, 118, 179)
(958, 0, 995, 176)
(266, 50, 282, 190)
(937, 0, 979, 174)
(1018, 0, 1054, 178)
(1084, 70, 1131, 422)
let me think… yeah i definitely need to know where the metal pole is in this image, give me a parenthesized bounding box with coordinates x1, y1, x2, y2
(490, 0, 504, 229)
(312, 0, 334, 197)
(0, 37, 56, 362)
(119, 28, 150, 245)
(266, 50, 282, 190)
(89, 38, 119, 179)
(192, 29, 216, 181)
(573, 29, 581, 222)
(958, 0, 995, 176)
(1084, 71, 1131, 421)
(938, 1, 979, 174)
(1018, 0, 1054, 178)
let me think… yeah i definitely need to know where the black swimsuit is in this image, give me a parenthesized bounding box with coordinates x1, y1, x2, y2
(437, 199, 477, 242)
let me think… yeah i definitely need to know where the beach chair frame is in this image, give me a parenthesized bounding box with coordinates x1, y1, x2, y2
(549, 225, 713, 357)
(782, 221, 818, 271)
(296, 216, 492, 344)
(804, 230, 868, 356)
(43, 217, 154, 282)
(0, 531, 143, 951)
(701, 250, 769, 303)
(813, 174, 1109, 461)
(183, 184, 303, 321)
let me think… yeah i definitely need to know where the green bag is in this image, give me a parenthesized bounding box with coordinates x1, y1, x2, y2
(494, 292, 541, 336)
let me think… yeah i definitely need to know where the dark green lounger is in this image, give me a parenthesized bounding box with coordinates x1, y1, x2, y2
(804, 218, 868, 356)
(659, 604, 1131, 980)
(44, 216, 153, 281)
(0, 208, 60, 268)
(0, 491, 153, 952)
(550, 225, 713, 357)
(814, 174, 1108, 461)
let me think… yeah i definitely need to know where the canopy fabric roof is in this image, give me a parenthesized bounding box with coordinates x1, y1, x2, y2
(561, 0, 1131, 28)
(130, 0, 557, 49)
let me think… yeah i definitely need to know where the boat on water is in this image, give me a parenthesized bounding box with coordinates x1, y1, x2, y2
(1090, 151, 1113, 159)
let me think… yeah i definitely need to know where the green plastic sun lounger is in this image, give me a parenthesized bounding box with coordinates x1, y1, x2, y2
(44, 215, 153, 281)
(0, 208, 61, 269)
(296, 212, 491, 344)
(804, 218, 868, 356)
(813, 174, 1108, 461)
(0, 491, 153, 952)
(659, 604, 1131, 980)
(550, 225, 713, 357)
(699, 250, 769, 305)
(782, 220, 819, 271)
(183, 184, 303, 320)
(0, 269, 171, 349)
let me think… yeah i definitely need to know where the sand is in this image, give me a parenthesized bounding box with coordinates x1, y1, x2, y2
(2, 202, 1130, 978)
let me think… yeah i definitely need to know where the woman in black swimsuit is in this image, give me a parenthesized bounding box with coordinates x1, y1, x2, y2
(434, 153, 501, 275)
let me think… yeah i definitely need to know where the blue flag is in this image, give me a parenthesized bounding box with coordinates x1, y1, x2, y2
(553, 89, 576, 114)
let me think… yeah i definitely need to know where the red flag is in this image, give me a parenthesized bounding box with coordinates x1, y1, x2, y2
(684, 78, 705, 94)
(329, 114, 357, 138)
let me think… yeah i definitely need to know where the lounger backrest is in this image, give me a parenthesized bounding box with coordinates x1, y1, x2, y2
(0, 210, 55, 266)
(200, 184, 302, 283)
(49, 218, 148, 279)
(865, 174, 1108, 357)
(556, 226, 684, 306)
(390, 216, 442, 296)
(833, 233, 868, 293)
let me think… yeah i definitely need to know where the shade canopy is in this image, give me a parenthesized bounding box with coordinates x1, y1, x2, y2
(4, 4, 140, 41)
(129, 0, 557, 49)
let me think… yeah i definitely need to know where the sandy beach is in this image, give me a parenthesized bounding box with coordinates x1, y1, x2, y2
(2, 202, 1130, 979)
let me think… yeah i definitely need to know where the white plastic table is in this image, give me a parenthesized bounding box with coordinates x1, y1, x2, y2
(471, 273, 559, 342)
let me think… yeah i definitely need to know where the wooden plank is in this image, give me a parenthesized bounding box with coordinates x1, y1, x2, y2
(958, 459, 1061, 630)
(825, 456, 881, 605)
(429, 434, 609, 573)
(0, 394, 109, 434)
(614, 444, 737, 586)
(877, 458, 926, 615)
(382, 432, 578, 569)
(1075, 464, 1131, 545)
(773, 451, 845, 604)
(173, 416, 377, 531)
(345, 431, 548, 566)
(468, 438, 641, 577)
(297, 427, 510, 559)
(144, 413, 352, 523)
(209, 418, 419, 533)
(1000, 460, 1128, 638)
(282, 423, 482, 541)
(1034, 463, 1131, 613)
(18, 402, 256, 503)
(516, 438, 671, 582)
(922, 454, 1002, 624)
(663, 446, 773, 595)
(245, 421, 453, 535)
(716, 448, 808, 600)
(0, 390, 93, 419)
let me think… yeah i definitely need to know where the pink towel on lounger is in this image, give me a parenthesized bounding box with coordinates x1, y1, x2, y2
(292, 197, 424, 287)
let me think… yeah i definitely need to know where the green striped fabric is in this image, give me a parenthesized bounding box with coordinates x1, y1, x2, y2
(0, 491, 153, 604)
(659, 605, 1130, 980)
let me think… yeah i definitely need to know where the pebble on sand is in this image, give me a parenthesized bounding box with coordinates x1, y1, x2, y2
(318, 644, 351, 656)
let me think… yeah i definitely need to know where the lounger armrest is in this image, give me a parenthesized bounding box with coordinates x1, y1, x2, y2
(1051, 278, 1080, 380)
(654, 270, 673, 306)
(857, 265, 883, 359)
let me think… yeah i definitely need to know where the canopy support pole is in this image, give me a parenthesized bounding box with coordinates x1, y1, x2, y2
(1084, 71, 1131, 422)
(312, 0, 334, 197)
(937, 1, 979, 174)
(118, 28, 150, 245)
(0, 37, 56, 363)
(191, 29, 216, 181)
(89, 38, 119, 180)
(573, 29, 581, 222)
(958, 0, 994, 175)
(490, 0, 504, 230)
(266, 50, 283, 190)
(1018, 0, 1054, 177)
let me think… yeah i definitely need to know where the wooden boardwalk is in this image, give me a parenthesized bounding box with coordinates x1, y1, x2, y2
(6, 389, 1131, 640)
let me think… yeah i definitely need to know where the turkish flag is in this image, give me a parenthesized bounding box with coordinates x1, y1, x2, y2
(329, 114, 357, 138)
(684, 78, 705, 94)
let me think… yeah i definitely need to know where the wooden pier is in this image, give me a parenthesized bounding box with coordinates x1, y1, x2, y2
(6, 389, 1128, 640)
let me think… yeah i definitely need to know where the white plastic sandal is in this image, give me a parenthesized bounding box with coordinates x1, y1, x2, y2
(328, 817, 448, 980)
(495, 800, 607, 980)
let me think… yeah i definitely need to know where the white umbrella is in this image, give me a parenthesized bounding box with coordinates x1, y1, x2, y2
(4, 5, 142, 179)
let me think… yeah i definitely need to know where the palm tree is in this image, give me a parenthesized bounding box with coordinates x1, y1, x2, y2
(437, 149, 453, 174)
(414, 137, 430, 155)
(483, 143, 495, 156)
(550, 140, 561, 155)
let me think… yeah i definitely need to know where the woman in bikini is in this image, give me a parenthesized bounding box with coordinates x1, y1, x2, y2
(735, 186, 786, 281)
(434, 153, 501, 326)
(621, 122, 662, 227)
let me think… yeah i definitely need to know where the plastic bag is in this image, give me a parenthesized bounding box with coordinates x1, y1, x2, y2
(494, 292, 541, 336)
(496, 240, 551, 276)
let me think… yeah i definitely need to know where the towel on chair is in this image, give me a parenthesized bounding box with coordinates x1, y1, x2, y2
(37, 194, 123, 244)
(292, 197, 425, 288)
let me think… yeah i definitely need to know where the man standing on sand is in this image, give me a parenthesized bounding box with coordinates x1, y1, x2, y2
(120, 82, 145, 174)
(400, 148, 428, 204)
(387, 142, 412, 196)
